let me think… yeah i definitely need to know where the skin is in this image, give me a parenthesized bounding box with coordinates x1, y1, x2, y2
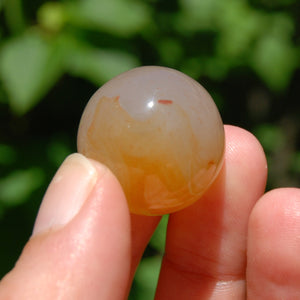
(0, 125, 300, 299)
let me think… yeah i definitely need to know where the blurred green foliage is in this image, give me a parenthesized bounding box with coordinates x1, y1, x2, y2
(0, 0, 299, 297)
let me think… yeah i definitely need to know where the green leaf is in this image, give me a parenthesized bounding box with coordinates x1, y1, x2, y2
(66, 0, 151, 37)
(65, 41, 139, 84)
(2, 0, 26, 34)
(180, 57, 202, 79)
(149, 215, 168, 252)
(0, 168, 45, 206)
(254, 124, 285, 153)
(216, 1, 265, 58)
(290, 152, 300, 174)
(0, 144, 17, 165)
(131, 256, 162, 300)
(47, 139, 72, 167)
(0, 30, 63, 114)
(252, 35, 298, 91)
(158, 39, 183, 67)
(251, 14, 298, 91)
(202, 56, 230, 80)
(37, 2, 65, 32)
(176, 0, 220, 31)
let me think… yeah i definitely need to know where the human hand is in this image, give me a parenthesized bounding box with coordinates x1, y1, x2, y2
(0, 125, 299, 299)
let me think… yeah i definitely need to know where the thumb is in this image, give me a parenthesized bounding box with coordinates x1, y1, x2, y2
(0, 154, 131, 300)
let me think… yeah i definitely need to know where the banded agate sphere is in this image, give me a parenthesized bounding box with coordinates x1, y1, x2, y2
(77, 66, 224, 215)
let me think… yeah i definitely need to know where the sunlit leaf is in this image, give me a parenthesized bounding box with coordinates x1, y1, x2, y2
(0, 168, 45, 206)
(177, 0, 220, 31)
(216, 0, 265, 58)
(252, 35, 298, 90)
(66, 0, 151, 37)
(66, 43, 139, 84)
(37, 2, 65, 32)
(251, 15, 298, 91)
(0, 30, 63, 114)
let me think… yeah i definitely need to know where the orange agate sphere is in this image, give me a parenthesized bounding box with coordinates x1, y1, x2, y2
(77, 66, 224, 215)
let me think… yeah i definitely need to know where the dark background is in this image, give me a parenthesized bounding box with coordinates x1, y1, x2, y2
(0, 0, 299, 298)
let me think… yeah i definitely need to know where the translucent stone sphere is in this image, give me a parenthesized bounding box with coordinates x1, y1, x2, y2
(77, 66, 224, 215)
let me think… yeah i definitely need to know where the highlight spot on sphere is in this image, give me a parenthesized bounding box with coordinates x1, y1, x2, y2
(77, 66, 225, 216)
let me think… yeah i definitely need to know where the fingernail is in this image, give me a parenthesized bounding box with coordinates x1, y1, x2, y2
(33, 153, 101, 236)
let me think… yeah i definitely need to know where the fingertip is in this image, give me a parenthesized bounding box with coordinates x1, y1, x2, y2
(33, 153, 101, 235)
(248, 188, 300, 246)
(249, 187, 300, 228)
(224, 125, 268, 174)
(87, 156, 131, 227)
(247, 188, 300, 299)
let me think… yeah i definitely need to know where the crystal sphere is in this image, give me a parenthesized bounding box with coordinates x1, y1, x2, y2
(77, 66, 224, 215)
